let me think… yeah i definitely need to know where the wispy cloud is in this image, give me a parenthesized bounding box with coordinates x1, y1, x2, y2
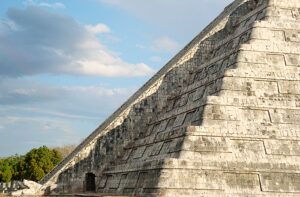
(24, 0, 66, 9)
(38, 2, 65, 9)
(0, 78, 135, 107)
(0, 79, 137, 156)
(0, 6, 153, 77)
(85, 23, 110, 34)
(1, 107, 100, 121)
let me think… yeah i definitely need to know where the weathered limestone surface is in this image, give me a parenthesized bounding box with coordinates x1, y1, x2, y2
(39, 0, 300, 196)
(0, 180, 42, 196)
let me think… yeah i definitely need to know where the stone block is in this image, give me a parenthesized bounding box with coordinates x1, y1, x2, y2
(183, 110, 196, 125)
(260, 173, 300, 192)
(157, 169, 223, 190)
(158, 120, 168, 132)
(278, 81, 300, 94)
(237, 51, 267, 64)
(240, 109, 271, 123)
(166, 117, 176, 129)
(106, 174, 121, 189)
(202, 105, 239, 121)
(231, 140, 266, 160)
(222, 78, 279, 96)
(168, 137, 184, 153)
(118, 174, 127, 190)
(271, 30, 286, 41)
(194, 171, 223, 190)
(251, 27, 286, 41)
(182, 136, 230, 153)
(143, 170, 160, 188)
(285, 54, 300, 67)
(264, 140, 300, 156)
(285, 30, 300, 42)
(157, 169, 195, 189)
(159, 141, 172, 155)
(173, 114, 186, 127)
(224, 173, 261, 192)
(99, 175, 108, 189)
(269, 109, 300, 124)
(123, 172, 139, 189)
(143, 145, 154, 158)
(131, 146, 146, 159)
(149, 142, 164, 156)
(267, 53, 286, 67)
(193, 86, 205, 101)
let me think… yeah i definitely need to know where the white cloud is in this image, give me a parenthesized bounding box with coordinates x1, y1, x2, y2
(78, 60, 153, 77)
(0, 6, 153, 77)
(85, 23, 110, 34)
(4, 107, 100, 121)
(152, 36, 180, 53)
(0, 78, 135, 107)
(0, 78, 138, 156)
(24, 0, 65, 9)
(39, 2, 65, 9)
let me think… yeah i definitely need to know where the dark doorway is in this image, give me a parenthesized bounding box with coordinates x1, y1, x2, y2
(85, 172, 96, 192)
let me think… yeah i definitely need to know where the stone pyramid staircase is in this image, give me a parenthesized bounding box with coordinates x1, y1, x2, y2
(40, 0, 300, 196)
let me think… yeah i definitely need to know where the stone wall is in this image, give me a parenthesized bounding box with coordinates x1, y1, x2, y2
(40, 0, 300, 196)
(39, 0, 248, 191)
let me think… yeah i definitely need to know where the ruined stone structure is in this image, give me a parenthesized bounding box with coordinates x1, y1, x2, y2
(0, 181, 27, 194)
(39, 0, 300, 196)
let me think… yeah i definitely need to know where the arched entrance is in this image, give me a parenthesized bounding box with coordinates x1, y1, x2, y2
(85, 172, 96, 192)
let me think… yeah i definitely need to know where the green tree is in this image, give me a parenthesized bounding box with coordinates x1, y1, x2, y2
(23, 146, 62, 181)
(0, 161, 13, 183)
(12, 156, 26, 180)
(0, 146, 62, 182)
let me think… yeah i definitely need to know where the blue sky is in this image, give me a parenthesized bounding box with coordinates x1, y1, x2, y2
(0, 0, 231, 157)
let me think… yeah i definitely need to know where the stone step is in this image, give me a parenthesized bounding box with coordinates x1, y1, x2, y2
(187, 121, 300, 140)
(268, 0, 300, 8)
(104, 157, 300, 175)
(254, 19, 300, 30)
(100, 158, 300, 195)
(240, 40, 300, 54)
(236, 49, 300, 69)
(124, 114, 300, 148)
(221, 76, 300, 97)
(225, 63, 300, 80)
(207, 95, 300, 109)
(251, 26, 300, 43)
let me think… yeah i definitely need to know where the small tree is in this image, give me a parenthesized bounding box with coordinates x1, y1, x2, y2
(0, 146, 63, 182)
(0, 161, 13, 183)
(24, 146, 62, 181)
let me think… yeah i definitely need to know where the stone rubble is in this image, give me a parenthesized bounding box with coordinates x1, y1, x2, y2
(0, 180, 42, 196)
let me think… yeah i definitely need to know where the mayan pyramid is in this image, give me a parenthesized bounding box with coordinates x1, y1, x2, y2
(39, 0, 300, 196)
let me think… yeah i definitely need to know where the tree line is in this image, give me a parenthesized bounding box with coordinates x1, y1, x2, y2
(0, 145, 75, 183)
